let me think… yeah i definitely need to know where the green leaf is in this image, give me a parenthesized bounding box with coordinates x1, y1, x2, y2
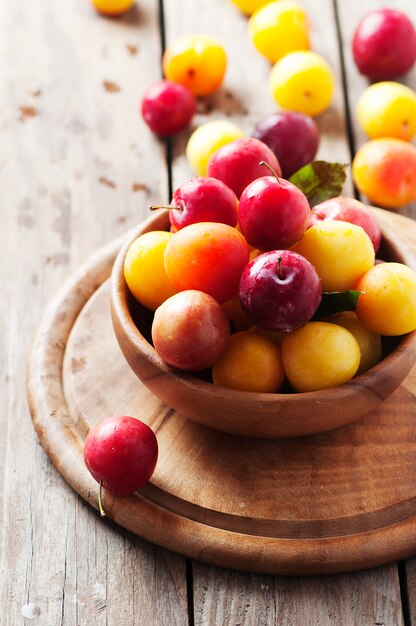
(312, 290, 362, 321)
(289, 161, 348, 207)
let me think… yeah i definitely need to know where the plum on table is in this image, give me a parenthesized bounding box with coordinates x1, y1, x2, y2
(269, 51, 334, 117)
(352, 138, 416, 209)
(353, 8, 416, 80)
(162, 34, 227, 97)
(357, 82, 416, 142)
(141, 80, 195, 137)
(253, 111, 319, 178)
(248, 0, 310, 63)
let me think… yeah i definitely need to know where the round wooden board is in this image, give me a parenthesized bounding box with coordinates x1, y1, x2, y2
(28, 209, 416, 576)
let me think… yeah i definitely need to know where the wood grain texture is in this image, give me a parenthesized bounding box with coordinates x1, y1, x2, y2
(0, 0, 187, 624)
(27, 207, 416, 577)
(402, 558, 416, 624)
(191, 563, 403, 626)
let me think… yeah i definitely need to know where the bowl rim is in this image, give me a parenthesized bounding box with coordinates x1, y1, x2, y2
(111, 209, 416, 406)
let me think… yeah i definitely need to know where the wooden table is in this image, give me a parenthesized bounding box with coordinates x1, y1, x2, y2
(2, 0, 416, 623)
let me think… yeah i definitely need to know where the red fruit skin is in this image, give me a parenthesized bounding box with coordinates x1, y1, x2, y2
(83, 416, 158, 496)
(152, 290, 230, 371)
(239, 250, 322, 332)
(238, 176, 310, 251)
(352, 9, 416, 80)
(253, 112, 319, 178)
(308, 196, 381, 253)
(207, 137, 282, 198)
(169, 177, 238, 231)
(141, 80, 196, 136)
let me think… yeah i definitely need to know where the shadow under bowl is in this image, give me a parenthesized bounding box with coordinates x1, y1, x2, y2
(110, 210, 416, 438)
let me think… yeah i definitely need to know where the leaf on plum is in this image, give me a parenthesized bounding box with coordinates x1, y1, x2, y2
(312, 290, 362, 320)
(289, 161, 348, 207)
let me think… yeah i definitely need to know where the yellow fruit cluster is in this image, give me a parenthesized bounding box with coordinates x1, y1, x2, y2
(242, 0, 334, 116)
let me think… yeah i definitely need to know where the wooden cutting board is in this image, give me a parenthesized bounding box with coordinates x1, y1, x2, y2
(27, 209, 416, 576)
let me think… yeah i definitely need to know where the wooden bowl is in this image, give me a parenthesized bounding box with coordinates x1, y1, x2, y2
(110, 209, 416, 438)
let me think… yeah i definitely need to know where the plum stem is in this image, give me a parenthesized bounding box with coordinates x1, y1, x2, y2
(278, 256, 283, 280)
(98, 480, 106, 518)
(150, 205, 182, 212)
(259, 161, 280, 182)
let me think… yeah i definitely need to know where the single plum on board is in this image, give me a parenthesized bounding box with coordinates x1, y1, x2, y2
(84, 416, 158, 496)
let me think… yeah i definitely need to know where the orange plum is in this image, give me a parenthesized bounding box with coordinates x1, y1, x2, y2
(164, 222, 250, 303)
(352, 138, 416, 208)
(212, 330, 285, 392)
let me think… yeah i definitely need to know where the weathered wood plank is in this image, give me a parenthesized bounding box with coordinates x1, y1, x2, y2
(0, 0, 187, 624)
(401, 558, 416, 624)
(336, 0, 416, 219)
(191, 563, 403, 626)
(163, 0, 405, 623)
